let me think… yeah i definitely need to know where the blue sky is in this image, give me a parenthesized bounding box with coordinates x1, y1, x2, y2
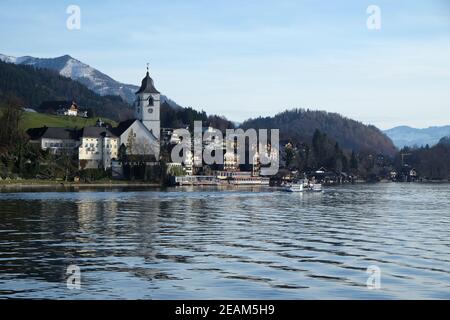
(0, 0, 449, 129)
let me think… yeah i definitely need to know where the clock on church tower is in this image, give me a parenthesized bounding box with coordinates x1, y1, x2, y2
(134, 66, 161, 140)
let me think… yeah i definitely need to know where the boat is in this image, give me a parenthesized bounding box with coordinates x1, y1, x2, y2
(308, 183, 323, 192)
(282, 182, 304, 192)
(174, 174, 270, 186)
(229, 176, 270, 185)
(282, 180, 323, 192)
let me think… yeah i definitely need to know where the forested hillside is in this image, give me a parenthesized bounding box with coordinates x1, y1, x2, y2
(160, 102, 235, 131)
(0, 61, 133, 121)
(399, 140, 450, 180)
(242, 109, 397, 156)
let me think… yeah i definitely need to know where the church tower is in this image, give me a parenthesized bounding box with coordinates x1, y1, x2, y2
(135, 65, 161, 140)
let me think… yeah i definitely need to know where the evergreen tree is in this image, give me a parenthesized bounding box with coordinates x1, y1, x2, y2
(350, 151, 358, 171)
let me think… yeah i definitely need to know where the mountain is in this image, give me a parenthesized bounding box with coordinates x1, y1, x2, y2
(384, 125, 450, 149)
(438, 135, 450, 146)
(242, 109, 397, 156)
(0, 60, 133, 120)
(0, 53, 180, 108)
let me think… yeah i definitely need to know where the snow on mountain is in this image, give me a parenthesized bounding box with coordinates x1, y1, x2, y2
(0, 54, 30, 64)
(0, 54, 17, 63)
(0, 53, 179, 108)
(384, 125, 450, 148)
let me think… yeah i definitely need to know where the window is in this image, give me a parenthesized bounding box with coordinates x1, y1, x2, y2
(148, 96, 154, 106)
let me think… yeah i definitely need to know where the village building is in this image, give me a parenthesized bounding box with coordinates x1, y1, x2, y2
(46, 101, 88, 117)
(78, 126, 119, 169)
(224, 151, 240, 171)
(65, 101, 78, 116)
(114, 68, 161, 161)
(27, 127, 80, 155)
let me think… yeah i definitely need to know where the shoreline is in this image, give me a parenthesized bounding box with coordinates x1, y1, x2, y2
(1, 179, 449, 191)
(0, 180, 161, 189)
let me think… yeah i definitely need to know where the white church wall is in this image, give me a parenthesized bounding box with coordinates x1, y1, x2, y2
(120, 120, 160, 160)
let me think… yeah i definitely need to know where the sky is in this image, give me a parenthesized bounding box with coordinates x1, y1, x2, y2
(0, 0, 449, 129)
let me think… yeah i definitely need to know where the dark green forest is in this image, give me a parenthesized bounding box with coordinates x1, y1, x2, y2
(242, 108, 397, 156)
(160, 101, 235, 132)
(397, 141, 450, 180)
(0, 61, 133, 121)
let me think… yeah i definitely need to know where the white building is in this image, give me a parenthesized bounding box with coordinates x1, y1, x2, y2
(54, 101, 88, 118)
(78, 127, 119, 169)
(66, 103, 78, 116)
(27, 127, 80, 155)
(115, 68, 161, 161)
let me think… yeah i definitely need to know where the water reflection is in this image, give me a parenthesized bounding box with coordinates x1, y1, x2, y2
(0, 184, 449, 299)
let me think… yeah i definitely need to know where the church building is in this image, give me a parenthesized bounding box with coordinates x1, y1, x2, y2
(115, 67, 161, 161)
(27, 67, 162, 171)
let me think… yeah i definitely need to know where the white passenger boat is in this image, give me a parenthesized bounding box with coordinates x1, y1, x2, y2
(282, 180, 323, 192)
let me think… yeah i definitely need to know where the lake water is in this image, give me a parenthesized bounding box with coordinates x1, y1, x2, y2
(0, 183, 449, 299)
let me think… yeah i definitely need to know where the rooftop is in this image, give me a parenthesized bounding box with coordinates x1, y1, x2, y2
(135, 71, 160, 95)
(81, 126, 117, 138)
(27, 127, 79, 140)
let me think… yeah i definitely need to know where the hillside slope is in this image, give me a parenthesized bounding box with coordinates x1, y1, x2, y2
(0, 60, 133, 121)
(242, 109, 397, 156)
(20, 111, 116, 131)
(0, 53, 181, 107)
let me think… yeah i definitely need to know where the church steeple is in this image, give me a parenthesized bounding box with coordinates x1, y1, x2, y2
(134, 64, 161, 141)
(136, 64, 160, 94)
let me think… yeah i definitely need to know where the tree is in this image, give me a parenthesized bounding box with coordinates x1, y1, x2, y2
(118, 143, 127, 162)
(350, 151, 358, 171)
(283, 143, 295, 168)
(126, 129, 136, 154)
(0, 95, 24, 148)
(59, 150, 77, 181)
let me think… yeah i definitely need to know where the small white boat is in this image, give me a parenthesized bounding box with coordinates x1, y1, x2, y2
(309, 183, 323, 192)
(282, 182, 304, 192)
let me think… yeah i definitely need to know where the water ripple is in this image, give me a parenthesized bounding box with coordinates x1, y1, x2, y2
(0, 184, 449, 299)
